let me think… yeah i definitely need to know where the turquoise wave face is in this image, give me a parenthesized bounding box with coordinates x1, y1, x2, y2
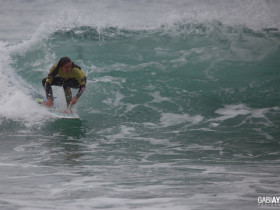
(5, 22, 280, 154)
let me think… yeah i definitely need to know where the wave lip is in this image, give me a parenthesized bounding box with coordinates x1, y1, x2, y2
(2, 0, 280, 42)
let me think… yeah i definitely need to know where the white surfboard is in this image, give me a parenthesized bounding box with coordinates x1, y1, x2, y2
(36, 97, 80, 119)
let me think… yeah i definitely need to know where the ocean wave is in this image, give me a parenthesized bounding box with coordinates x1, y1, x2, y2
(0, 7, 279, 131)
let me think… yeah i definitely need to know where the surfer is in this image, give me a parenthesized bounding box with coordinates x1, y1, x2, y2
(42, 57, 86, 111)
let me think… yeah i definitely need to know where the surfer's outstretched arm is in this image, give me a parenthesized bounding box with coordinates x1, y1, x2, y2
(44, 83, 54, 107)
(45, 82, 53, 99)
(42, 77, 54, 107)
(76, 85, 86, 99)
(69, 85, 86, 108)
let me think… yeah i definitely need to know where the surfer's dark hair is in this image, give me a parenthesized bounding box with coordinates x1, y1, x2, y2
(50, 57, 81, 77)
(57, 56, 72, 68)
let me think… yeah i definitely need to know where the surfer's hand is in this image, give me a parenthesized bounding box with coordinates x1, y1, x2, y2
(45, 98, 53, 107)
(71, 96, 78, 105)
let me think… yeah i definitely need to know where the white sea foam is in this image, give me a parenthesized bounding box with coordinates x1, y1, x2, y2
(210, 104, 276, 127)
(0, 41, 52, 126)
(149, 91, 173, 104)
(160, 112, 204, 127)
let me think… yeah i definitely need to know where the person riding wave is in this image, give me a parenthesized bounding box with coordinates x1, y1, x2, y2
(42, 57, 86, 112)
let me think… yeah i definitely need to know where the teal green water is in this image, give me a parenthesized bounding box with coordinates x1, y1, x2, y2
(0, 16, 280, 210)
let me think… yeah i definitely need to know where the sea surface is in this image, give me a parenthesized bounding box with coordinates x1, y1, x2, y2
(0, 0, 280, 209)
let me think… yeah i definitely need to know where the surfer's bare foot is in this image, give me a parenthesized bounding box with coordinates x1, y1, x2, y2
(62, 109, 72, 114)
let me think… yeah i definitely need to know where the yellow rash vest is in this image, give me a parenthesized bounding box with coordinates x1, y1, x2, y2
(46, 64, 86, 86)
